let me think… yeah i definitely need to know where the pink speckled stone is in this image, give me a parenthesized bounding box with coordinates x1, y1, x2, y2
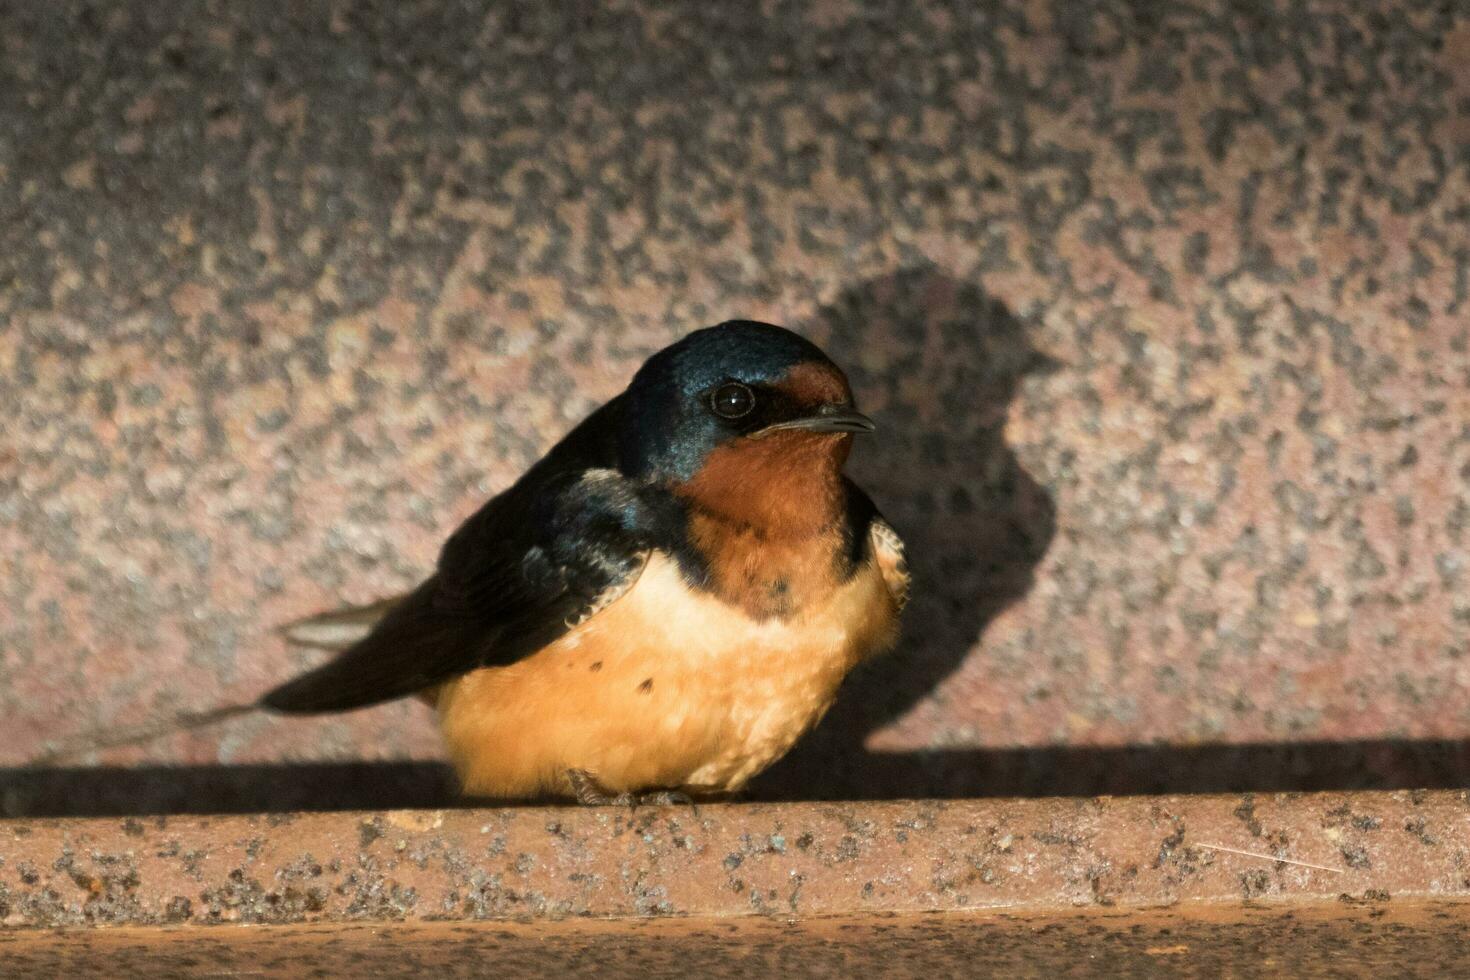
(2, 0, 1467, 807)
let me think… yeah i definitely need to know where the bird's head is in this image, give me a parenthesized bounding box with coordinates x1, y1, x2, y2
(619, 320, 873, 488)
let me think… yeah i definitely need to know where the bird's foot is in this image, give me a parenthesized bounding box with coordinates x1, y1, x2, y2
(564, 770, 699, 816)
(635, 789, 694, 807)
(565, 768, 632, 806)
(633, 789, 700, 818)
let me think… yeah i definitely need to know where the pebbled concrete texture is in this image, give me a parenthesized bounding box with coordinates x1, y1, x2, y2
(3, 793, 1468, 926)
(1, 0, 1469, 800)
(2, 793, 1470, 976)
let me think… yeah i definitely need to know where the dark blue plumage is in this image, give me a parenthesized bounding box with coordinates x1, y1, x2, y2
(618, 321, 841, 481)
(261, 320, 891, 718)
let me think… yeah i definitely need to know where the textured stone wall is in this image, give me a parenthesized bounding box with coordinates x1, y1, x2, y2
(2, 1, 1467, 802)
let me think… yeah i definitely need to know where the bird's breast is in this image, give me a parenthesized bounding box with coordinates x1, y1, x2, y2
(436, 549, 900, 798)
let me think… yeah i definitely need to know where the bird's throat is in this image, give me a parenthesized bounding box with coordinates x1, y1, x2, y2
(677, 432, 849, 535)
(674, 433, 853, 618)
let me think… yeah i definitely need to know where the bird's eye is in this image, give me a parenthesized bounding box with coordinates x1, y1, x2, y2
(710, 382, 755, 419)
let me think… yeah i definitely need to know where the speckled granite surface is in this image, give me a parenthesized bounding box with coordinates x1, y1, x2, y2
(2, 1, 1469, 803)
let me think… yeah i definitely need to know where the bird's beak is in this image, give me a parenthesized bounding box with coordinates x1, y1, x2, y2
(753, 405, 877, 437)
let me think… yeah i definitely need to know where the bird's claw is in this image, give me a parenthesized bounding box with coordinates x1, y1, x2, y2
(632, 789, 699, 817)
(565, 769, 699, 816)
(566, 768, 620, 806)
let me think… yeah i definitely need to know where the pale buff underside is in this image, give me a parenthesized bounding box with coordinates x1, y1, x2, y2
(434, 547, 902, 799)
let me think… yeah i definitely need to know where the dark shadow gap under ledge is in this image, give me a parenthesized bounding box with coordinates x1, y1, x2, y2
(4, 737, 1470, 817)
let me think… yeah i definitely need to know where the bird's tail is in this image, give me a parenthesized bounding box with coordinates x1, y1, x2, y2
(27, 595, 407, 766)
(274, 594, 406, 651)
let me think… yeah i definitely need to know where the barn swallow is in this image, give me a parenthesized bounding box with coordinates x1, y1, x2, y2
(263, 321, 910, 803)
(196, 322, 909, 803)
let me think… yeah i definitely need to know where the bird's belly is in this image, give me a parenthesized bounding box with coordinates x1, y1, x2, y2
(435, 552, 899, 798)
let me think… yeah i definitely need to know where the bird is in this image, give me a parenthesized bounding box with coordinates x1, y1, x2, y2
(43, 321, 910, 805)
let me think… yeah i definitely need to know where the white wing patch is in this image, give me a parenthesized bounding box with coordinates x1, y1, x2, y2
(869, 518, 910, 612)
(562, 468, 651, 629)
(278, 594, 406, 651)
(565, 550, 651, 628)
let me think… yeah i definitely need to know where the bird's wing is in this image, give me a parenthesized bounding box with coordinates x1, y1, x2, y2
(868, 516, 910, 612)
(260, 468, 652, 714)
(843, 478, 909, 611)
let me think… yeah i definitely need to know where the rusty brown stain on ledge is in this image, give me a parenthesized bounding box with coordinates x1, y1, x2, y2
(0, 792, 1467, 931)
(6, 905, 1470, 978)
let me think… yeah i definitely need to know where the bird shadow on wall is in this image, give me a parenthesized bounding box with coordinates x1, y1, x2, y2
(750, 265, 1059, 800)
(750, 264, 1470, 802)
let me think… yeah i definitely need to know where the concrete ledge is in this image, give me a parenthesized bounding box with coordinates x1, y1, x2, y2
(6, 906, 1470, 978)
(2, 792, 1468, 974)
